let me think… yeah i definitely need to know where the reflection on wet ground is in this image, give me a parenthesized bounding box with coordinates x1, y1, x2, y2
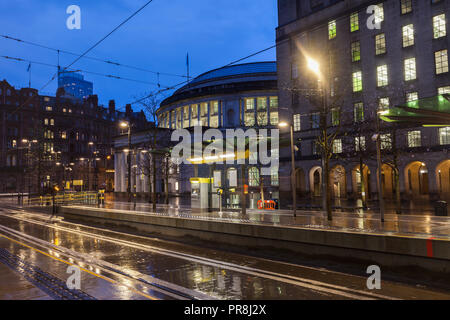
(79, 201, 450, 239)
(1, 209, 450, 300)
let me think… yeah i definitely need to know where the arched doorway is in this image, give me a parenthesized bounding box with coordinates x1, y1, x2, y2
(295, 168, 306, 197)
(436, 160, 450, 200)
(352, 164, 371, 199)
(330, 165, 346, 198)
(381, 164, 395, 198)
(309, 166, 322, 197)
(405, 162, 429, 196)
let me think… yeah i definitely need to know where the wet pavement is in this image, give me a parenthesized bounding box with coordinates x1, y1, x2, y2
(76, 200, 450, 239)
(1, 207, 450, 300)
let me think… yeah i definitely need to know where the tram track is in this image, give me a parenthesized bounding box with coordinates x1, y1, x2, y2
(0, 210, 400, 300)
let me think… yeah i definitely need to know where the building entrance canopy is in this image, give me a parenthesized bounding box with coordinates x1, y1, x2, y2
(380, 94, 450, 126)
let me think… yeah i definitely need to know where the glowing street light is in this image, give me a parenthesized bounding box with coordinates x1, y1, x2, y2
(307, 57, 320, 76)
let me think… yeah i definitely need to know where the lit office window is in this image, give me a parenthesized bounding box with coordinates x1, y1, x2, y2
(270, 112, 279, 125)
(244, 98, 255, 127)
(248, 167, 260, 186)
(375, 3, 384, 24)
(435, 50, 449, 74)
(210, 101, 219, 128)
(354, 102, 364, 122)
(439, 127, 450, 145)
(404, 58, 417, 81)
(379, 97, 390, 110)
(407, 130, 421, 147)
(350, 12, 359, 32)
(401, 0, 412, 14)
(402, 24, 414, 47)
(183, 106, 190, 128)
(351, 41, 361, 62)
(433, 14, 446, 39)
(438, 86, 450, 94)
(200, 103, 208, 126)
(191, 104, 199, 126)
(355, 136, 366, 152)
(257, 97, 268, 126)
(271, 166, 279, 186)
(377, 65, 388, 87)
(328, 20, 337, 39)
(352, 71, 363, 92)
(380, 134, 392, 150)
(270, 96, 279, 125)
(333, 139, 343, 154)
(176, 108, 182, 129)
(293, 114, 301, 132)
(406, 92, 418, 102)
(171, 110, 176, 129)
(375, 33, 386, 55)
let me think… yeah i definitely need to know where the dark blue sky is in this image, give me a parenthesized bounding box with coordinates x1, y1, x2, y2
(0, 0, 277, 112)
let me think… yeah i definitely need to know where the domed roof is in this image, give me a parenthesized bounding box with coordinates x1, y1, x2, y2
(188, 61, 276, 85)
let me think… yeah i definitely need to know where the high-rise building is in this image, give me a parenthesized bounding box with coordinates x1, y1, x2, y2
(58, 70, 94, 100)
(276, 0, 450, 202)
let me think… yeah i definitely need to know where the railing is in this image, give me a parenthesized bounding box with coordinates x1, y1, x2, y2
(28, 192, 100, 207)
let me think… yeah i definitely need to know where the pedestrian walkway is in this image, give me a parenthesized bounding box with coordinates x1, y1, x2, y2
(76, 200, 450, 239)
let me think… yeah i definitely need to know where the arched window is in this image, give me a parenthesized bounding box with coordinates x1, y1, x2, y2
(249, 167, 260, 187)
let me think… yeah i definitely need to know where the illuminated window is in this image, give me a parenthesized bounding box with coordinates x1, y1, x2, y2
(375, 33, 386, 55)
(439, 127, 450, 145)
(190, 104, 199, 126)
(375, 3, 384, 24)
(271, 166, 279, 186)
(404, 58, 417, 81)
(352, 71, 363, 92)
(328, 20, 337, 39)
(248, 167, 260, 187)
(433, 14, 446, 39)
(380, 134, 392, 150)
(407, 130, 421, 147)
(406, 92, 418, 102)
(350, 12, 359, 32)
(402, 24, 414, 47)
(331, 108, 340, 126)
(333, 139, 343, 154)
(401, 0, 412, 14)
(377, 65, 388, 87)
(379, 97, 390, 110)
(183, 106, 190, 128)
(355, 136, 366, 152)
(438, 86, 450, 94)
(435, 50, 449, 74)
(293, 114, 301, 132)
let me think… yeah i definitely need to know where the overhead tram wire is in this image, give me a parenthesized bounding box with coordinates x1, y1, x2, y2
(0, 34, 188, 79)
(8, 0, 157, 116)
(0, 55, 169, 87)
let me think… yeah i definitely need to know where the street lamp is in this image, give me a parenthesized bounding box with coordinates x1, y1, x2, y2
(120, 121, 132, 202)
(374, 109, 388, 223)
(279, 121, 297, 217)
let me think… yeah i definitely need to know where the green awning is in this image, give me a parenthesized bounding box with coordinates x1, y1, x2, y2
(380, 94, 450, 126)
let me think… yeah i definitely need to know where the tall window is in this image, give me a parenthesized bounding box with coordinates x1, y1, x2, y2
(293, 114, 301, 132)
(377, 65, 388, 87)
(350, 12, 359, 32)
(183, 106, 190, 128)
(439, 127, 450, 145)
(433, 14, 446, 39)
(355, 136, 366, 152)
(407, 130, 421, 147)
(257, 97, 268, 126)
(352, 71, 363, 92)
(379, 97, 390, 110)
(210, 101, 219, 128)
(351, 41, 361, 62)
(333, 139, 343, 154)
(402, 24, 414, 47)
(401, 0, 412, 14)
(191, 104, 198, 126)
(331, 108, 340, 126)
(435, 50, 449, 74)
(269, 97, 278, 125)
(248, 167, 260, 187)
(375, 34, 386, 55)
(271, 166, 279, 186)
(200, 103, 208, 126)
(375, 3, 384, 24)
(380, 134, 392, 150)
(328, 20, 337, 39)
(244, 98, 255, 127)
(354, 102, 364, 122)
(311, 113, 320, 129)
(404, 58, 417, 81)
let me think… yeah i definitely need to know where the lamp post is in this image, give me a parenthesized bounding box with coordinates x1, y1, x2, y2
(279, 121, 297, 217)
(120, 121, 132, 202)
